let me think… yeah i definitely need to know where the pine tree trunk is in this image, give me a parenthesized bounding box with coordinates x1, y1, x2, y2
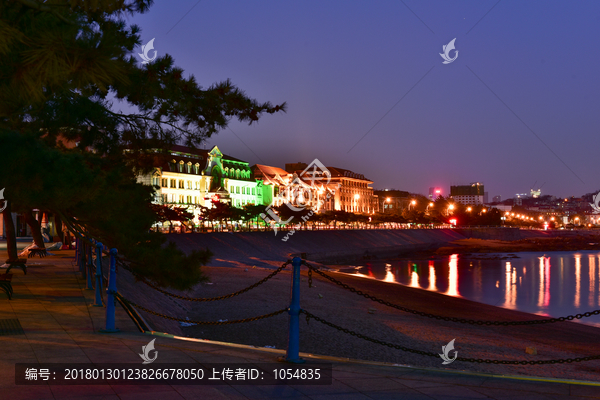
(23, 210, 46, 249)
(2, 202, 18, 261)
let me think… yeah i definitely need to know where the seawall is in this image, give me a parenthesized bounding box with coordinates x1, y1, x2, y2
(169, 229, 467, 265)
(169, 228, 599, 266)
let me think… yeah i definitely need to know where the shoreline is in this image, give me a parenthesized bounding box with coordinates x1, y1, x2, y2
(435, 234, 600, 256)
(181, 261, 600, 382)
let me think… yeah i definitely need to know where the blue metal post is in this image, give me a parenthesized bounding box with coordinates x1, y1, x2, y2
(93, 242, 103, 307)
(101, 248, 119, 332)
(86, 243, 93, 290)
(285, 257, 305, 363)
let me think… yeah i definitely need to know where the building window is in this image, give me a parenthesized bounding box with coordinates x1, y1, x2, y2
(194, 163, 200, 174)
(242, 187, 245, 195)
(187, 195, 192, 204)
(252, 188, 255, 195)
(178, 180, 184, 189)
(187, 180, 192, 189)
(179, 195, 184, 203)
(169, 160, 176, 171)
(161, 178, 168, 188)
(178, 161, 184, 172)
(170, 179, 176, 188)
(187, 162, 192, 173)
(236, 186, 240, 194)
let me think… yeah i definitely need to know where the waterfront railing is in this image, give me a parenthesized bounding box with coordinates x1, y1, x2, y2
(74, 240, 600, 366)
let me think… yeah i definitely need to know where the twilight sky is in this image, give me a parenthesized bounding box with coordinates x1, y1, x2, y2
(128, 0, 600, 200)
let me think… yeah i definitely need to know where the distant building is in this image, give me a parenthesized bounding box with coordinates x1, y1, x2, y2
(136, 145, 261, 217)
(483, 192, 489, 204)
(530, 188, 541, 198)
(428, 187, 442, 200)
(450, 183, 485, 205)
(375, 189, 410, 214)
(514, 193, 528, 206)
(326, 167, 378, 213)
(251, 164, 292, 207)
(492, 195, 502, 203)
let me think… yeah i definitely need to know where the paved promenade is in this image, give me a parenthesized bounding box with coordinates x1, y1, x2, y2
(0, 249, 599, 399)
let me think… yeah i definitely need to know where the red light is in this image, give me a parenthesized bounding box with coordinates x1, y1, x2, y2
(435, 190, 441, 193)
(449, 219, 457, 226)
(211, 194, 220, 202)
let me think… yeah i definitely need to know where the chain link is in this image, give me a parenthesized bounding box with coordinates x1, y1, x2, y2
(302, 261, 600, 326)
(121, 297, 288, 325)
(118, 259, 291, 302)
(300, 309, 600, 365)
(308, 268, 313, 288)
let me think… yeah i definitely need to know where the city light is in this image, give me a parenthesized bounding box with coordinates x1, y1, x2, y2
(467, 207, 472, 212)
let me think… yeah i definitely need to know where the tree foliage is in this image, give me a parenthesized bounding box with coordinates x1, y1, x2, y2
(0, 0, 285, 289)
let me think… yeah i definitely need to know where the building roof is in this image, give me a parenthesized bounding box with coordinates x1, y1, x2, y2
(252, 164, 291, 185)
(326, 167, 372, 182)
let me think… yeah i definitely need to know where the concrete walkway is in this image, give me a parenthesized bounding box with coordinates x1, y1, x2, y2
(0, 250, 599, 400)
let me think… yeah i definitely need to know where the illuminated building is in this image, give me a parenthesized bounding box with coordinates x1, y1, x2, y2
(137, 145, 260, 215)
(428, 187, 443, 200)
(326, 167, 378, 213)
(450, 183, 485, 205)
(374, 189, 410, 214)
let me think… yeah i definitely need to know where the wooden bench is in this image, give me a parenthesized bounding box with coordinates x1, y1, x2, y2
(5, 259, 27, 275)
(0, 274, 13, 300)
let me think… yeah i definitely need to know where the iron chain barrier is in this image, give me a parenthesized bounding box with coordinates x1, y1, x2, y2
(303, 261, 600, 326)
(121, 296, 288, 325)
(116, 258, 292, 302)
(300, 309, 600, 365)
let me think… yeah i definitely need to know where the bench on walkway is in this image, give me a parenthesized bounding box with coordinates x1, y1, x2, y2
(5, 259, 27, 275)
(0, 274, 13, 300)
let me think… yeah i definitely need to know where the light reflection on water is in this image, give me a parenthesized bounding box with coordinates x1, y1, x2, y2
(339, 251, 600, 328)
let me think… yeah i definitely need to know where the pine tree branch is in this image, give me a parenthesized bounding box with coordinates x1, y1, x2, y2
(15, 0, 74, 24)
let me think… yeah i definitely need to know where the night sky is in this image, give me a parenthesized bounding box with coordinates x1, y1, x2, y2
(127, 1, 600, 201)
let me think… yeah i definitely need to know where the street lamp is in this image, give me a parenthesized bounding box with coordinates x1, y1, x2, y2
(408, 199, 417, 212)
(467, 207, 472, 212)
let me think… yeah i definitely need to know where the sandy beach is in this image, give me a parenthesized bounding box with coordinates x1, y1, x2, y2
(170, 262, 600, 382)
